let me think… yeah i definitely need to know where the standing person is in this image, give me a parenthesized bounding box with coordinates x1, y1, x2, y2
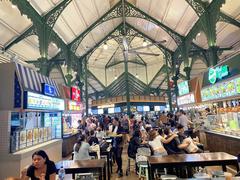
(178, 110, 192, 131)
(21, 150, 56, 180)
(121, 115, 130, 144)
(110, 117, 124, 177)
(73, 135, 91, 160)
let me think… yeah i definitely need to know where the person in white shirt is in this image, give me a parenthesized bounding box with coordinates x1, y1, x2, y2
(73, 135, 91, 160)
(148, 129, 178, 157)
(178, 110, 192, 131)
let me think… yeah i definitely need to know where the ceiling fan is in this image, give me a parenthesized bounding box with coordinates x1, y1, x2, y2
(120, 0, 166, 58)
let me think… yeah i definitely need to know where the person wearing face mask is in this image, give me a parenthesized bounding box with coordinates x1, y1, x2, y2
(22, 150, 56, 180)
(96, 127, 105, 142)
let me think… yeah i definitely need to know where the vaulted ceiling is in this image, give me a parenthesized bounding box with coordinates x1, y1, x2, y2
(0, 0, 240, 101)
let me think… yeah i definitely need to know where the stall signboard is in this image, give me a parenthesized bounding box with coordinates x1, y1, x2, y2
(42, 83, 56, 96)
(108, 107, 114, 114)
(143, 106, 150, 112)
(177, 93, 195, 106)
(201, 76, 240, 101)
(137, 106, 143, 112)
(98, 108, 104, 114)
(24, 91, 64, 110)
(154, 106, 161, 111)
(114, 107, 121, 113)
(71, 87, 80, 102)
(67, 100, 81, 111)
(208, 65, 229, 84)
(178, 81, 189, 96)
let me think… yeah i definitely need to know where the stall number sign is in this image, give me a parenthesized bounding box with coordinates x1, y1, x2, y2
(208, 65, 229, 84)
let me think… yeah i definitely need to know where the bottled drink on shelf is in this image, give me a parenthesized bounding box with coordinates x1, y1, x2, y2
(58, 166, 65, 180)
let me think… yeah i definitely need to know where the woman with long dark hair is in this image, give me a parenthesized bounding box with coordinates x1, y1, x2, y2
(22, 150, 56, 180)
(73, 135, 91, 160)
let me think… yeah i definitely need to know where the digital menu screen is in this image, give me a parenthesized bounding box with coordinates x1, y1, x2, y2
(114, 107, 121, 113)
(98, 109, 104, 114)
(177, 93, 195, 106)
(137, 106, 143, 112)
(143, 106, 150, 112)
(178, 81, 189, 96)
(108, 107, 114, 114)
(154, 106, 161, 111)
(24, 91, 64, 111)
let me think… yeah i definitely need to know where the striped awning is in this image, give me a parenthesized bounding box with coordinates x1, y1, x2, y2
(15, 63, 61, 97)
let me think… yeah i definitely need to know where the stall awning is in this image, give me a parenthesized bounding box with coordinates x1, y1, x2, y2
(15, 63, 61, 97)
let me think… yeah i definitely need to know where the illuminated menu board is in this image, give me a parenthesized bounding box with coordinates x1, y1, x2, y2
(143, 106, 150, 112)
(177, 93, 195, 106)
(154, 106, 161, 111)
(201, 76, 240, 101)
(178, 81, 189, 96)
(24, 91, 64, 111)
(98, 109, 104, 114)
(108, 107, 114, 114)
(67, 100, 81, 111)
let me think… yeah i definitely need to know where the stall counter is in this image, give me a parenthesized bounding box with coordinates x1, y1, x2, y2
(205, 130, 240, 156)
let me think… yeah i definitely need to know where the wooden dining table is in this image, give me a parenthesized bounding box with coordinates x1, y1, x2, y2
(148, 152, 239, 179)
(56, 159, 106, 180)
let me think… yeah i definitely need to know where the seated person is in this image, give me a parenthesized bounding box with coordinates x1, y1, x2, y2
(128, 130, 142, 159)
(73, 135, 91, 160)
(163, 128, 185, 154)
(176, 124, 203, 153)
(95, 127, 105, 142)
(87, 130, 99, 145)
(148, 129, 178, 157)
(21, 150, 56, 180)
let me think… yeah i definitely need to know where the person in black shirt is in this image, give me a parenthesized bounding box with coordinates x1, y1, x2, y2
(110, 117, 124, 177)
(87, 130, 99, 145)
(22, 150, 56, 180)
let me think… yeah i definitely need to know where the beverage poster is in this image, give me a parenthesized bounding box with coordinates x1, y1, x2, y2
(26, 129, 33, 146)
(47, 127, 52, 140)
(19, 130, 26, 149)
(43, 128, 48, 141)
(38, 128, 44, 143)
(33, 128, 39, 145)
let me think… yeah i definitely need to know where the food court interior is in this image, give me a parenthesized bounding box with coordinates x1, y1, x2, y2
(0, 0, 240, 179)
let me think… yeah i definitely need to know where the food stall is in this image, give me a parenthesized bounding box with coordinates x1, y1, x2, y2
(0, 63, 63, 179)
(60, 85, 83, 157)
(200, 54, 240, 155)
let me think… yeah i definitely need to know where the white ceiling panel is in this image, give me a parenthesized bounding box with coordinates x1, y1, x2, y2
(216, 23, 240, 48)
(29, 0, 62, 16)
(192, 31, 209, 49)
(9, 35, 40, 61)
(190, 59, 207, 78)
(49, 68, 65, 85)
(221, 0, 240, 18)
(127, 18, 176, 50)
(48, 42, 60, 58)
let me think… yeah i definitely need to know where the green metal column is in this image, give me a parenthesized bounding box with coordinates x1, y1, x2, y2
(84, 60, 89, 116)
(172, 75, 179, 111)
(164, 51, 173, 112)
(208, 46, 219, 66)
(184, 66, 191, 80)
(124, 52, 131, 115)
